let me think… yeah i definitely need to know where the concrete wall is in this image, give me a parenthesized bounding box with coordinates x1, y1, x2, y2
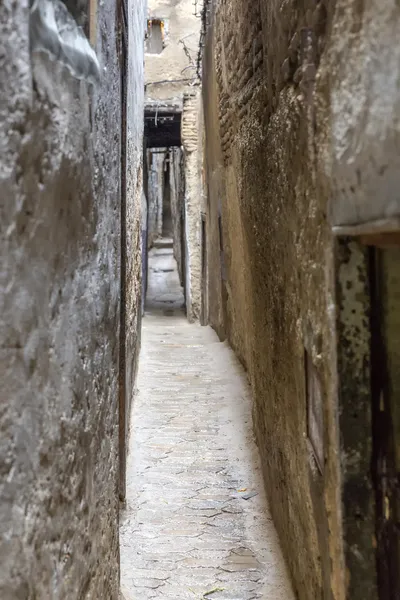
(202, 0, 345, 598)
(0, 1, 144, 598)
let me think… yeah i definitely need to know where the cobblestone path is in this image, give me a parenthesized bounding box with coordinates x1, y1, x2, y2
(120, 243, 294, 600)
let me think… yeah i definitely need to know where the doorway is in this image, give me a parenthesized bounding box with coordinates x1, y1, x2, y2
(370, 246, 400, 600)
(336, 237, 400, 600)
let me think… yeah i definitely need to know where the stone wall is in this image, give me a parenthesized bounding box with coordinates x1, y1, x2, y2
(0, 1, 144, 598)
(182, 91, 202, 322)
(202, 0, 345, 598)
(125, 0, 146, 430)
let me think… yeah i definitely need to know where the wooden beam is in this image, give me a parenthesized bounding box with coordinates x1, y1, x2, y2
(333, 218, 400, 237)
(359, 232, 400, 248)
(333, 219, 400, 248)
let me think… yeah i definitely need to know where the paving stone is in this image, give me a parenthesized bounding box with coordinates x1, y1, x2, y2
(120, 247, 294, 599)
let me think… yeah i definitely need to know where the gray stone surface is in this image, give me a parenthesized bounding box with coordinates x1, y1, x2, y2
(181, 91, 202, 323)
(120, 249, 294, 599)
(0, 1, 144, 598)
(125, 0, 147, 457)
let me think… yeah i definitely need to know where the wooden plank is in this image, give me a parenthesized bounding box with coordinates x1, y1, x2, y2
(359, 233, 400, 248)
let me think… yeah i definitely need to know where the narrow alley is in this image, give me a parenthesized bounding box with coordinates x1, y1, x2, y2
(120, 245, 294, 599)
(3, 1, 400, 599)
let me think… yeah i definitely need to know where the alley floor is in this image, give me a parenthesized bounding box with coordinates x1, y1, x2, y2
(120, 240, 294, 600)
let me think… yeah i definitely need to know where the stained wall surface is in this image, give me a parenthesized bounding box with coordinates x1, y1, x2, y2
(201, 0, 366, 598)
(326, 0, 400, 229)
(125, 0, 147, 423)
(145, 0, 201, 101)
(0, 1, 145, 598)
(182, 91, 203, 322)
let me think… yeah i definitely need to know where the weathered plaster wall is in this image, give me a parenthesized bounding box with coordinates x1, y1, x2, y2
(182, 91, 202, 322)
(325, 0, 400, 230)
(145, 0, 201, 101)
(202, 0, 347, 598)
(0, 1, 144, 598)
(125, 0, 146, 427)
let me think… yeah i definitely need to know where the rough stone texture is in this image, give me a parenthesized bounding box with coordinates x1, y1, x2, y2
(201, 0, 350, 598)
(182, 91, 202, 322)
(120, 248, 295, 600)
(125, 0, 146, 415)
(0, 0, 144, 598)
(201, 12, 227, 342)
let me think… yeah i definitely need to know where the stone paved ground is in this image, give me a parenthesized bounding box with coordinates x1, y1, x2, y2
(120, 242, 295, 600)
